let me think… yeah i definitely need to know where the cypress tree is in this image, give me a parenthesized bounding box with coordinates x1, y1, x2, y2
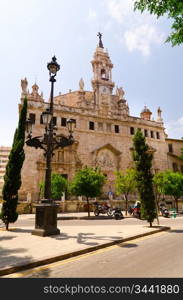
(1, 97, 27, 230)
(133, 129, 156, 227)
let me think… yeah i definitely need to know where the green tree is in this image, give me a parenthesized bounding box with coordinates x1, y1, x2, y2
(1, 98, 27, 230)
(134, 0, 183, 46)
(153, 171, 166, 208)
(39, 173, 68, 200)
(115, 168, 137, 216)
(133, 130, 157, 227)
(161, 170, 183, 212)
(70, 166, 106, 217)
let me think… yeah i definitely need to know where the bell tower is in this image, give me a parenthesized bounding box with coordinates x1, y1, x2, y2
(91, 33, 115, 109)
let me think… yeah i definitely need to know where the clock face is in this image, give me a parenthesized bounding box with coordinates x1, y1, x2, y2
(100, 86, 109, 94)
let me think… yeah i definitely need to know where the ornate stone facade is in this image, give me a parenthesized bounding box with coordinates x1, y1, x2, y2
(18, 38, 183, 202)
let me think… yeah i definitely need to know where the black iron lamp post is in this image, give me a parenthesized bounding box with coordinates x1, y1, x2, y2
(25, 56, 75, 236)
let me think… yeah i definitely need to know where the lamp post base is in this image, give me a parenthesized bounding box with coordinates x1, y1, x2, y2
(32, 202, 60, 237)
(32, 228, 60, 237)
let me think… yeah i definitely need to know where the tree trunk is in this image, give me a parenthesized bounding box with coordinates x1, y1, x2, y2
(124, 194, 128, 216)
(5, 221, 9, 231)
(155, 196, 160, 225)
(150, 222, 152, 228)
(86, 197, 90, 218)
(175, 198, 179, 213)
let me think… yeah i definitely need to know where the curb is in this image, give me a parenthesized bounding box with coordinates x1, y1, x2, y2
(0, 226, 170, 277)
(57, 216, 129, 220)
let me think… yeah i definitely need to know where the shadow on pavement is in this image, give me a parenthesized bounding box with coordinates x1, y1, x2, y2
(0, 236, 33, 274)
(118, 243, 138, 248)
(168, 229, 183, 233)
(24, 268, 51, 278)
(11, 228, 32, 233)
(0, 236, 16, 242)
(50, 232, 123, 246)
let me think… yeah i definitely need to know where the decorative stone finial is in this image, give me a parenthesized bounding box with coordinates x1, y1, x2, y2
(21, 77, 28, 94)
(79, 78, 85, 91)
(140, 105, 152, 120)
(97, 32, 104, 48)
(157, 107, 163, 122)
(32, 83, 39, 97)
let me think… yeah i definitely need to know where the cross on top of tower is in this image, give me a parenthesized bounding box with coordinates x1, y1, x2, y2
(97, 32, 104, 48)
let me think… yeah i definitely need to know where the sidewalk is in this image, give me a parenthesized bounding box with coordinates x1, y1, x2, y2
(0, 213, 170, 276)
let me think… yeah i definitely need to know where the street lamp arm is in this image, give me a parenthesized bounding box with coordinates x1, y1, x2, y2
(53, 135, 75, 151)
(26, 136, 47, 151)
(26, 134, 75, 152)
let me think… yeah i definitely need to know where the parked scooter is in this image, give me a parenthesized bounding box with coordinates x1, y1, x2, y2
(93, 202, 113, 216)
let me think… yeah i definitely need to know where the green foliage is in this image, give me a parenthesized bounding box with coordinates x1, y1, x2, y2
(40, 173, 68, 200)
(115, 169, 137, 196)
(153, 171, 166, 200)
(154, 170, 183, 212)
(1, 98, 27, 230)
(134, 0, 183, 46)
(133, 130, 156, 226)
(161, 170, 183, 211)
(70, 166, 106, 198)
(70, 166, 106, 217)
(115, 169, 137, 215)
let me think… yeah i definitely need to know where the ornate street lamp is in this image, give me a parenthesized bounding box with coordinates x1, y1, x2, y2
(25, 56, 75, 237)
(67, 118, 76, 138)
(25, 118, 33, 137)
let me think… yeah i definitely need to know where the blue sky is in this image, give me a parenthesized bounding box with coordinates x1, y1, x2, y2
(0, 0, 183, 146)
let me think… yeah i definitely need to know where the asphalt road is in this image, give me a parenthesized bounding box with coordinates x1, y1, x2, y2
(5, 217, 183, 278)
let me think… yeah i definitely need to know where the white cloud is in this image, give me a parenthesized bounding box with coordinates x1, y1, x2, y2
(106, 0, 165, 56)
(166, 117, 183, 139)
(87, 9, 97, 21)
(107, 0, 133, 23)
(124, 24, 164, 56)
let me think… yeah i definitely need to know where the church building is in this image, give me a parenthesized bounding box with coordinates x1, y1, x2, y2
(18, 34, 183, 203)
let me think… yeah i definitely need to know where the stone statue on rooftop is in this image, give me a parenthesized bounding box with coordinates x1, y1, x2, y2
(97, 32, 104, 48)
(116, 86, 125, 99)
(21, 77, 28, 94)
(79, 78, 85, 91)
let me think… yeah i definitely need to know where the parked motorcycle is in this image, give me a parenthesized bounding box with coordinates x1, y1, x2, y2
(112, 207, 124, 220)
(128, 205, 134, 215)
(93, 202, 113, 216)
(160, 206, 169, 218)
(128, 203, 141, 219)
(132, 208, 141, 219)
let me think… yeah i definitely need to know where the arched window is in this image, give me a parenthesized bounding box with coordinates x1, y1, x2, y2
(101, 69, 108, 80)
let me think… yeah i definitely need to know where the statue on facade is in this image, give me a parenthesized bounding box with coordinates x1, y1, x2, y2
(96, 151, 114, 168)
(116, 86, 125, 100)
(97, 32, 104, 48)
(21, 77, 28, 94)
(79, 78, 85, 91)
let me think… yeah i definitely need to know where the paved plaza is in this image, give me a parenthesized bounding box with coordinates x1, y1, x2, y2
(0, 213, 171, 276)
